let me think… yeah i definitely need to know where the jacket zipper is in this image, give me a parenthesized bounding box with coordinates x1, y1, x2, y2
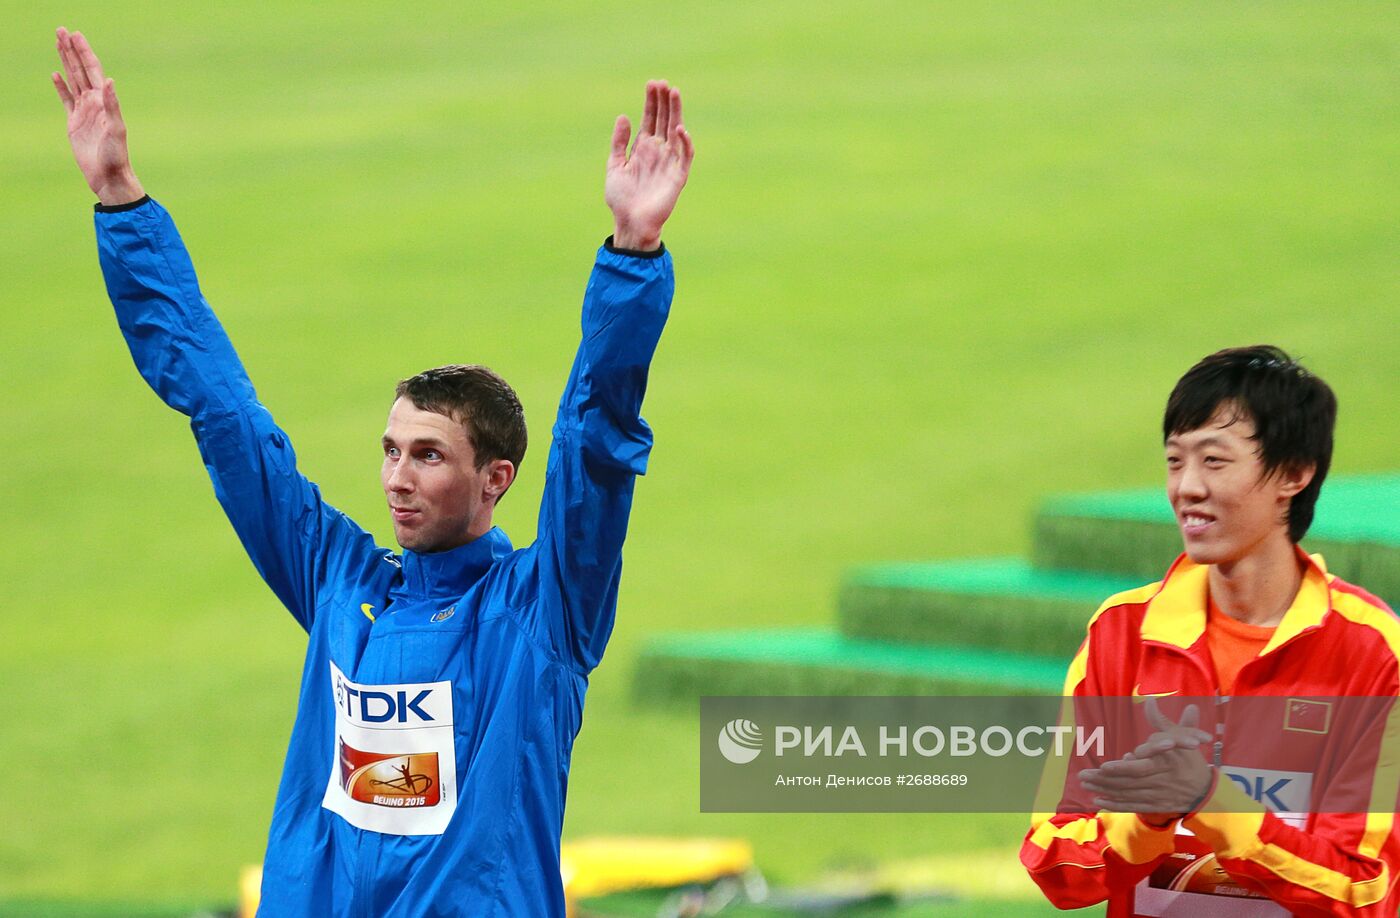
(1212, 693, 1225, 768)
(356, 831, 379, 918)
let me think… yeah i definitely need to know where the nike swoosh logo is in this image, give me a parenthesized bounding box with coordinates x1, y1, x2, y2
(361, 603, 377, 623)
(1131, 683, 1178, 703)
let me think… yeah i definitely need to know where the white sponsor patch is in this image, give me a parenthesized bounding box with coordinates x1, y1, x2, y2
(1220, 765, 1312, 829)
(321, 661, 457, 835)
(1174, 764, 1314, 837)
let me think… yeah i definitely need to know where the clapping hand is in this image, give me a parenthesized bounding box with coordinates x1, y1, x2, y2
(1079, 698, 1214, 827)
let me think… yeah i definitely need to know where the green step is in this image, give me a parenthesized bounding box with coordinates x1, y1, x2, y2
(838, 559, 1144, 658)
(1032, 473, 1400, 605)
(632, 629, 1067, 706)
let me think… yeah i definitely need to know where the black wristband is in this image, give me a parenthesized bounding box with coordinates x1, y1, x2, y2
(604, 235, 665, 259)
(1182, 765, 1218, 820)
(94, 195, 152, 213)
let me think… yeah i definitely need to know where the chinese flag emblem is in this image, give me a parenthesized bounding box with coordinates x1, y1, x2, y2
(1284, 699, 1331, 735)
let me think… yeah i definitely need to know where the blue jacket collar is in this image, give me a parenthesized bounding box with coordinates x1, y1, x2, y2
(396, 527, 513, 598)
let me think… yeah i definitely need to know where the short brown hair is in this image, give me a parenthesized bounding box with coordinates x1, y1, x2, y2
(394, 365, 527, 472)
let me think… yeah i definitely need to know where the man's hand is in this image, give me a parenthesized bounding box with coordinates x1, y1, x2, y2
(52, 28, 144, 206)
(1079, 699, 1214, 827)
(605, 80, 694, 252)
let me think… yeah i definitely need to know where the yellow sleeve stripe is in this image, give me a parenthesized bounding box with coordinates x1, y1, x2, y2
(1028, 816, 1100, 850)
(1329, 588, 1400, 665)
(1101, 812, 1178, 865)
(1061, 580, 1162, 695)
(1184, 778, 1266, 857)
(1089, 581, 1162, 624)
(1361, 702, 1400, 859)
(1031, 651, 1088, 819)
(1026, 585, 1163, 850)
(1063, 644, 1089, 695)
(1329, 589, 1400, 858)
(1363, 812, 1395, 862)
(1191, 770, 1391, 906)
(1250, 847, 1389, 907)
(1027, 813, 1176, 867)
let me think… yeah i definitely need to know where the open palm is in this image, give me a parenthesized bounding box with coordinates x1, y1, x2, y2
(605, 81, 694, 251)
(52, 28, 142, 204)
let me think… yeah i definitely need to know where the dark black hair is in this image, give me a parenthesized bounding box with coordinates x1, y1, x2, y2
(1163, 345, 1337, 543)
(395, 364, 527, 474)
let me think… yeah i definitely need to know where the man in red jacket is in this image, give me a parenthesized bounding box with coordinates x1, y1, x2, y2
(1022, 346, 1400, 916)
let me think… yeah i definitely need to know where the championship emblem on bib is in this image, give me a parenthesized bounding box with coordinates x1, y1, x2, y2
(339, 740, 441, 808)
(322, 661, 457, 835)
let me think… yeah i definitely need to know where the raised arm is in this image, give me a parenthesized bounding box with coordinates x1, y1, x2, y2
(524, 81, 694, 671)
(54, 30, 377, 630)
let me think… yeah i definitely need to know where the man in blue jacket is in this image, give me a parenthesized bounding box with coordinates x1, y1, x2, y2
(53, 27, 694, 916)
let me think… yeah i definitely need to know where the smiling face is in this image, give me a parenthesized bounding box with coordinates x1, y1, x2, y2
(380, 398, 513, 553)
(1165, 405, 1312, 567)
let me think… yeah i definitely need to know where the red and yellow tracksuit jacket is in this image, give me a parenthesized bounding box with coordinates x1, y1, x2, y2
(1022, 550, 1400, 916)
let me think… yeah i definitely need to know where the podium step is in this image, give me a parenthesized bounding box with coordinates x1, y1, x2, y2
(633, 629, 1067, 705)
(839, 558, 1142, 658)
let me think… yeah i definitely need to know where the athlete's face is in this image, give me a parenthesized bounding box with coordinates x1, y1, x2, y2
(1165, 406, 1310, 567)
(381, 399, 504, 553)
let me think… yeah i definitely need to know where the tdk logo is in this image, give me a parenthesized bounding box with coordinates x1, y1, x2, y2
(336, 680, 434, 723)
(329, 662, 452, 731)
(1222, 765, 1311, 820)
(1228, 774, 1291, 810)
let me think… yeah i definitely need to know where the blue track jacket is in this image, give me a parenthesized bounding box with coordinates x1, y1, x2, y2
(95, 198, 673, 917)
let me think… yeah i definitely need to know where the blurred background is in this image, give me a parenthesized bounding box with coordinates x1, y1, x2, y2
(2, 1, 1397, 914)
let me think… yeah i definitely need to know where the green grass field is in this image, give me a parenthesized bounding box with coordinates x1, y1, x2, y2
(3, 0, 1397, 911)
